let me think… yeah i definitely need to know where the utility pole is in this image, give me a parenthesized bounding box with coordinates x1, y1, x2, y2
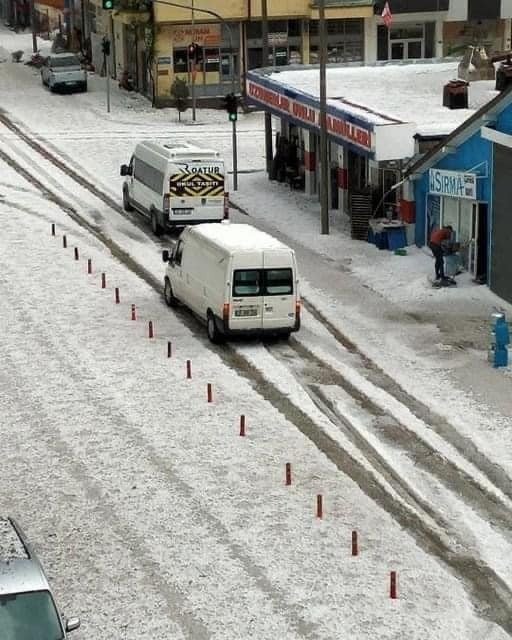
(191, 0, 196, 122)
(319, 0, 329, 234)
(262, 0, 273, 175)
(29, 0, 37, 52)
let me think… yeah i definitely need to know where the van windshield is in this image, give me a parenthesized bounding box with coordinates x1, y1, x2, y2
(233, 269, 293, 297)
(0, 590, 64, 640)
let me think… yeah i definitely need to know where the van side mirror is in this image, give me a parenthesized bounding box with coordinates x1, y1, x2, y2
(162, 250, 170, 262)
(65, 618, 81, 632)
(120, 164, 132, 177)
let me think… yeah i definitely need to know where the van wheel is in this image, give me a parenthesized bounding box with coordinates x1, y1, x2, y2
(151, 209, 163, 237)
(164, 279, 178, 307)
(207, 312, 224, 344)
(123, 187, 133, 212)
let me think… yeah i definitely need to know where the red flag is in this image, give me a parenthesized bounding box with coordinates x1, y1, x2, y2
(382, 1, 393, 28)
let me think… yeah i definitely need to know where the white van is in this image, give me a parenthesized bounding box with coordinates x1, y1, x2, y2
(162, 223, 301, 342)
(120, 141, 229, 235)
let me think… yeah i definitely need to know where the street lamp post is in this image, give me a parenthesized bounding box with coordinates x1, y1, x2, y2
(318, 0, 329, 234)
(151, 0, 238, 189)
(262, 0, 273, 175)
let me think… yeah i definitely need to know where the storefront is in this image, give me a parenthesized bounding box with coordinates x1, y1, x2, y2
(406, 88, 512, 301)
(246, 66, 422, 244)
(426, 168, 488, 279)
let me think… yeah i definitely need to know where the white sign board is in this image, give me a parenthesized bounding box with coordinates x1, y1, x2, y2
(429, 169, 477, 200)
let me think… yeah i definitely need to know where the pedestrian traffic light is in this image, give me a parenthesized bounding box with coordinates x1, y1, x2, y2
(102, 0, 114, 9)
(223, 93, 238, 122)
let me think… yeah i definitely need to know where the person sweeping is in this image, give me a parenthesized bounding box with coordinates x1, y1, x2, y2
(429, 225, 454, 282)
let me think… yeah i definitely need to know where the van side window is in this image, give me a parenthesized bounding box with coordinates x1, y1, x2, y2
(233, 270, 260, 296)
(128, 155, 134, 173)
(133, 158, 165, 193)
(264, 268, 293, 295)
(174, 241, 184, 266)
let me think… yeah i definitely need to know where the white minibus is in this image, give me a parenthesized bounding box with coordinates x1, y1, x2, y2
(162, 223, 301, 342)
(120, 141, 229, 235)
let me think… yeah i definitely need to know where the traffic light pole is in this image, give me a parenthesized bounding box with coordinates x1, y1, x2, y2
(190, 0, 196, 122)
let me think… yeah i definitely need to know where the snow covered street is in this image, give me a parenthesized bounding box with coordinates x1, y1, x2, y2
(1, 28, 512, 639)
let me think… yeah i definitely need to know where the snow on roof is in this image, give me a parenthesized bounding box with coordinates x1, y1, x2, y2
(0, 518, 28, 561)
(270, 61, 499, 137)
(192, 222, 291, 253)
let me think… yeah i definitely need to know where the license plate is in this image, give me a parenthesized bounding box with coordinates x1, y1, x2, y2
(172, 208, 193, 215)
(234, 308, 258, 317)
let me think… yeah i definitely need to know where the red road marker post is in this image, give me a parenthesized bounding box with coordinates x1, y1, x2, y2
(51, 223, 55, 236)
(87, 258, 92, 274)
(351, 531, 358, 556)
(285, 463, 292, 486)
(131, 304, 136, 321)
(186, 360, 192, 379)
(115, 287, 120, 304)
(74, 247, 79, 261)
(101, 273, 106, 289)
(148, 321, 154, 339)
(62, 235, 67, 248)
(239, 415, 246, 437)
(167, 341, 172, 358)
(316, 494, 323, 519)
(207, 383, 213, 403)
(390, 571, 397, 599)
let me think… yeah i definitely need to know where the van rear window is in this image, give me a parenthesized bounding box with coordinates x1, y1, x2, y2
(233, 269, 293, 297)
(265, 268, 292, 295)
(233, 270, 260, 296)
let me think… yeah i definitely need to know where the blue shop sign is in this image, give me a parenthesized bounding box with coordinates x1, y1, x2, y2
(429, 169, 477, 200)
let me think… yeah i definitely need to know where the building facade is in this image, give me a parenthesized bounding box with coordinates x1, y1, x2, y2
(85, 0, 512, 104)
(405, 87, 512, 303)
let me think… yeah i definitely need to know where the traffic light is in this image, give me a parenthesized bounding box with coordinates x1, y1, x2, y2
(223, 93, 238, 122)
(188, 42, 198, 61)
(101, 38, 110, 56)
(102, 0, 114, 9)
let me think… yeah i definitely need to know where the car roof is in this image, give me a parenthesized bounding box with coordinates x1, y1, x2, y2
(0, 518, 49, 595)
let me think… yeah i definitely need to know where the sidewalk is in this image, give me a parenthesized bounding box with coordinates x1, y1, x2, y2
(230, 169, 512, 468)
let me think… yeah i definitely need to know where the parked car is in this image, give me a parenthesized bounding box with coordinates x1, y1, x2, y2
(0, 516, 80, 639)
(162, 222, 301, 343)
(41, 53, 87, 93)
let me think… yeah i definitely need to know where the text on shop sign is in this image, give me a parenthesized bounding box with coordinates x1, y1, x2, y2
(248, 81, 372, 150)
(429, 169, 477, 200)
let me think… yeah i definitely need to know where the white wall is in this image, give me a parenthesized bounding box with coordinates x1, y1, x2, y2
(447, 0, 468, 21)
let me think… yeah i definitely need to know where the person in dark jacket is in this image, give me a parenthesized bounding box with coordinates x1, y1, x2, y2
(429, 225, 453, 280)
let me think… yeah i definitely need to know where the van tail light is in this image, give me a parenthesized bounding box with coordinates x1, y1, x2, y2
(163, 194, 170, 214)
(223, 303, 230, 326)
(295, 300, 301, 321)
(223, 193, 229, 219)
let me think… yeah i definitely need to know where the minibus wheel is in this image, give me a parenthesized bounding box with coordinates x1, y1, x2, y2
(151, 209, 163, 236)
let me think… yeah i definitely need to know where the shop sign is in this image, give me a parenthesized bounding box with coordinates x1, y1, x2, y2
(268, 32, 288, 46)
(171, 24, 221, 48)
(429, 169, 477, 200)
(247, 80, 372, 151)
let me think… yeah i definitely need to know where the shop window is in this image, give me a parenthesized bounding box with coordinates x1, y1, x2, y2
(204, 49, 219, 72)
(389, 25, 424, 40)
(173, 49, 187, 73)
(246, 21, 261, 39)
(288, 20, 301, 37)
(468, 0, 500, 20)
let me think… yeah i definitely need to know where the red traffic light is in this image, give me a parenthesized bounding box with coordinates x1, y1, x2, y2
(188, 42, 198, 58)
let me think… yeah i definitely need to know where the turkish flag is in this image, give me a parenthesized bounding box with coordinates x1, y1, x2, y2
(382, 1, 393, 28)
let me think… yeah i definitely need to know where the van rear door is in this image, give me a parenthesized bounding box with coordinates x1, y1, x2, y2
(229, 253, 264, 331)
(262, 250, 296, 331)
